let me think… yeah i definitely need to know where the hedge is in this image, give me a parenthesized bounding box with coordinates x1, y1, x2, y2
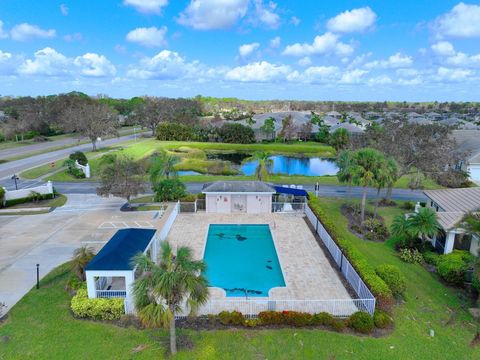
(3, 193, 55, 208)
(308, 196, 393, 307)
(71, 289, 124, 321)
(375, 264, 407, 298)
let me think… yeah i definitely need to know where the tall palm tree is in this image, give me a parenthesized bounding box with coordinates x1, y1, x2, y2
(407, 207, 441, 243)
(251, 151, 273, 181)
(149, 151, 180, 186)
(71, 246, 95, 281)
(132, 241, 209, 355)
(383, 157, 399, 204)
(336, 150, 355, 199)
(373, 157, 399, 218)
(351, 148, 385, 222)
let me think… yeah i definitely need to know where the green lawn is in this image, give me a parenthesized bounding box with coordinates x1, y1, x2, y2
(1, 198, 478, 359)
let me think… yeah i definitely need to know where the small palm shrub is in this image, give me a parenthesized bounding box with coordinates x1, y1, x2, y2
(399, 248, 423, 264)
(375, 264, 407, 298)
(373, 310, 393, 329)
(347, 311, 374, 334)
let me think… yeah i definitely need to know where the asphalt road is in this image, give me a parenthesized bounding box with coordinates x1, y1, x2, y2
(0, 133, 148, 181)
(2, 179, 427, 201)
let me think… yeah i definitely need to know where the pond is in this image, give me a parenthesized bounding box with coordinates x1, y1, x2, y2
(241, 155, 338, 177)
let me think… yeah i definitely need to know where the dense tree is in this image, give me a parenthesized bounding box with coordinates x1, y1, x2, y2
(260, 117, 276, 140)
(279, 115, 298, 141)
(329, 128, 350, 151)
(96, 155, 145, 201)
(62, 102, 118, 151)
(153, 178, 186, 201)
(217, 123, 255, 143)
(298, 121, 313, 141)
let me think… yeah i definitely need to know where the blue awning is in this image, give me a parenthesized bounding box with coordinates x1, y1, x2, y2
(273, 186, 309, 198)
(86, 228, 156, 271)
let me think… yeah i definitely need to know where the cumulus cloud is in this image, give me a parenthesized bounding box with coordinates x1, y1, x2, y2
(282, 32, 353, 57)
(298, 56, 311, 67)
(250, 0, 281, 29)
(123, 0, 169, 14)
(365, 53, 413, 69)
(0, 50, 17, 75)
(10, 23, 56, 41)
(177, 0, 249, 30)
(435, 66, 474, 82)
(73, 53, 116, 77)
(433, 2, 480, 38)
(302, 66, 338, 82)
(368, 75, 392, 85)
(269, 36, 281, 48)
(339, 69, 368, 84)
(238, 42, 260, 58)
(431, 41, 455, 56)
(126, 26, 168, 47)
(327, 7, 377, 33)
(225, 61, 291, 82)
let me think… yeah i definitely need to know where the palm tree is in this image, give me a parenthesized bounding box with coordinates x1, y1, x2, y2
(351, 148, 385, 222)
(462, 211, 480, 238)
(336, 150, 355, 199)
(71, 246, 95, 281)
(132, 241, 209, 355)
(391, 214, 411, 239)
(149, 151, 180, 186)
(383, 157, 399, 204)
(251, 151, 273, 181)
(407, 207, 441, 243)
(373, 157, 399, 218)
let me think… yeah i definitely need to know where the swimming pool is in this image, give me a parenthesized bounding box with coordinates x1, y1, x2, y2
(203, 224, 285, 297)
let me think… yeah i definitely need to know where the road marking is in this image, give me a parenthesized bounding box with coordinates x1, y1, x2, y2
(98, 220, 154, 229)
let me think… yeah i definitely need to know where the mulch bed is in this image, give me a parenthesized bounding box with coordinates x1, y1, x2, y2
(340, 203, 387, 242)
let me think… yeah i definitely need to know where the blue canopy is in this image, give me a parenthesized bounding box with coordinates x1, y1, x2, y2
(273, 186, 309, 198)
(86, 228, 156, 271)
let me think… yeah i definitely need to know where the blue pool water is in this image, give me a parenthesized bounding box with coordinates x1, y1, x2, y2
(203, 224, 285, 297)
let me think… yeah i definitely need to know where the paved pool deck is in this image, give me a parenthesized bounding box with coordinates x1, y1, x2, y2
(167, 212, 352, 301)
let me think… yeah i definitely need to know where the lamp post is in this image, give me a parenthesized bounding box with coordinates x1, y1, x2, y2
(36, 264, 40, 289)
(11, 174, 19, 190)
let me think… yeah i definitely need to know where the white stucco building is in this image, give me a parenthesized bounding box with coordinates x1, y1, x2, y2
(203, 181, 276, 214)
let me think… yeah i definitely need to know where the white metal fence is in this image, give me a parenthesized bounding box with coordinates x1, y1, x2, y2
(96, 290, 126, 298)
(272, 202, 306, 213)
(152, 201, 180, 263)
(305, 204, 376, 315)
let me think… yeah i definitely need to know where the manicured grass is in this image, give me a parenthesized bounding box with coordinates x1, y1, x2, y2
(20, 160, 66, 179)
(4, 194, 67, 210)
(1, 199, 479, 359)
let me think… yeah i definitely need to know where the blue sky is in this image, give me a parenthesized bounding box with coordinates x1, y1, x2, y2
(1, 0, 480, 101)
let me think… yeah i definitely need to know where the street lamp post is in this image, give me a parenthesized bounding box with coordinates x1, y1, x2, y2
(11, 174, 19, 190)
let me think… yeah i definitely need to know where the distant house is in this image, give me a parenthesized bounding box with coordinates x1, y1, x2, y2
(468, 152, 480, 184)
(326, 111, 342, 119)
(423, 188, 480, 255)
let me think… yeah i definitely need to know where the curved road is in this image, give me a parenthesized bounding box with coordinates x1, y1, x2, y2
(0, 132, 148, 180)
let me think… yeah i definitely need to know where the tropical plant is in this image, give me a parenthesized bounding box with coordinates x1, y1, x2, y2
(407, 207, 441, 243)
(153, 178, 186, 201)
(149, 151, 180, 186)
(132, 241, 209, 355)
(351, 148, 386, 222)
(336, 150, 355, 199)
(251, 151, 273, 181)
(329, 128, 350, 151)
(373, 157, 399, 217)
(260, 117, 276, 140)
(71, 246, 95, 281)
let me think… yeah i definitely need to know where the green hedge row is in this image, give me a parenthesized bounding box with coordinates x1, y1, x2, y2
(71, 289, 124, 321)
(3, 193, 55, 208)
(307, 196, 393, 308)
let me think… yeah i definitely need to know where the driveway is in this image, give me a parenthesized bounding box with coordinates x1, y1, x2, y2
(0, 194, 166, 313)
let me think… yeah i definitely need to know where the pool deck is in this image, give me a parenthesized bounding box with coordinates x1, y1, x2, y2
(167, 213, 352, 301)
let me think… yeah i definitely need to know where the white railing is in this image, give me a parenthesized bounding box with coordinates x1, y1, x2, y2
(96, 290, 126, 298)
(152, 201, 180, 262)
(272, 202, 306, 213)
(305, 204, 376, 315)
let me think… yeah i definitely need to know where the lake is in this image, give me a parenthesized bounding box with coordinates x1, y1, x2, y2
(241, 155, 338, 177)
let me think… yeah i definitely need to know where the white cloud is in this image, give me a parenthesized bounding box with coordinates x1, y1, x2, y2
(10, 23, 56, 41)
(339, 69, 368, 84)
(0, 21, 8, 39)
(269, 36, 281, 48)
(436, 66, 474, 82)
(396, 68, 419, 77)
(302, 65, 338, 82)
(446, 52, 480, 67)
(0, 50, 17, 75)
(290, 16, 301, 26)
(127, 50, 200, 79)
(250, 0, 281, 29)
(225, 61, 291, 82)
(365, 53, 413, 69)
(18, 47, 70, 76)
(238, 42, 260, 58)
(60, 4, 69, 16)
(368, 75, 392, 85)
(327, 7, 377, 33)
(434, 2, 480, 38)
(74, 53, 116, 77)
(282, 32, 353, 57)
(177, 0, 249, 30)
(126, 26, 168, 47)
(298, 56, 311, 67)
(431, 41, 455, 56)
(123, 0, 169, 14)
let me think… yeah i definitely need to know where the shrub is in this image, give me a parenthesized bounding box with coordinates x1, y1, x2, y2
(179, 194, 197, 202)
(373, 310, 393, 329)
(216, 123, 255, 144)
(281, 311, 312, 327)
(423, 251, 441, 266)
(69, 151, 88, 166)
(218, 311, 245, 326)
(4, 193, 54, 207)
(63, 158, 86, 179)
(362, 218, 389, 242)
(65, 276, 86, 291)
(70, 289, 124, 321)
(399, 248, 423, 264)
(401, 201, 415, 211)
(308, 196, 393, 308)
(245, 318, 262, 327)
(0, 187, 5, 205)
(258, 311, 284, 325)
(153, 179, 186, 201)
(311, 312, 334, 326)
(331, 318, 346, 332)
(347, 311, 374, 334)
(375, 264, 407, 298)
(437, 250, 473, 285)
(156, 123, 196, 141)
